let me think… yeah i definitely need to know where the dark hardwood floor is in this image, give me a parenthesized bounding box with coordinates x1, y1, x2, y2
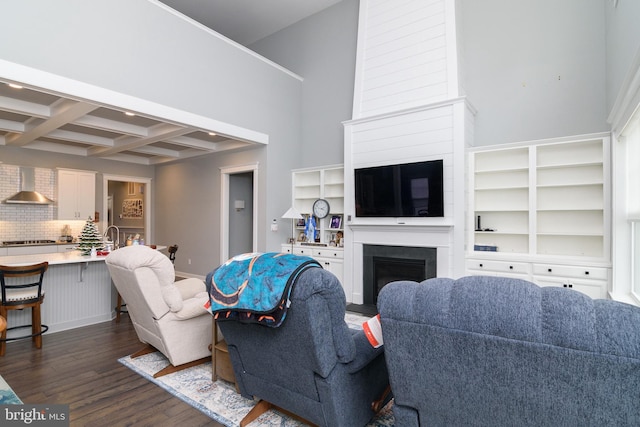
(0, 317, 224, 426)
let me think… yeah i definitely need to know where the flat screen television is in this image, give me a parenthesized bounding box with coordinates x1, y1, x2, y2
(355, 159, 444, 218)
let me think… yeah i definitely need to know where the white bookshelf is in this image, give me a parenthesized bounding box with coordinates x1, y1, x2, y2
(292, 165, 344, 245)
(472, 147, 530, 254)
(467, 134, 611, 299)
(535, 139, 605, 258)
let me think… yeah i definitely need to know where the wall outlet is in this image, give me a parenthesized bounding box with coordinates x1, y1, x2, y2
(188, 259, 191, 265)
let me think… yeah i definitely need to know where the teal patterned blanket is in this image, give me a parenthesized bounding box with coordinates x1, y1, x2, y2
(205, 252, 320, 327)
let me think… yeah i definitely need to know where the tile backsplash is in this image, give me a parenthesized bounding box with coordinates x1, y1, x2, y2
(0, 164, 86, 242)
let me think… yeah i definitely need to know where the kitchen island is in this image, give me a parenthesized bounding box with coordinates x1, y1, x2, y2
(0, 247, 166, 338)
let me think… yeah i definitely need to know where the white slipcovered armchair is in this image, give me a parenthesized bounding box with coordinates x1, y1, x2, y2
(106, 245, 211, 377)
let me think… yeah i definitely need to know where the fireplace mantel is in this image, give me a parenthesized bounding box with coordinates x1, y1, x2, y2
(348, 223, 453, 234)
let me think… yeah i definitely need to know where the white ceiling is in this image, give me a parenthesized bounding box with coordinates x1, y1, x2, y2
(0, 1, 342, 165)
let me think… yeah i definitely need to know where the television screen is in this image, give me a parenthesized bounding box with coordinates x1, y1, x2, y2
(355, 160, 444, 217)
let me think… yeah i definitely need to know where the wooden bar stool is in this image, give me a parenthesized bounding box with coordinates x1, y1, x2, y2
(115, 292, 128, 323)
(0, 262, 49, 356)
(168, 244, 178, 264)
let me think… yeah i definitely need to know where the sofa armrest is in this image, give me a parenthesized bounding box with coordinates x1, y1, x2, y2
(175, 278, 206, 299)
(173, 291, 210, 320)
(344, 329, 385, 374)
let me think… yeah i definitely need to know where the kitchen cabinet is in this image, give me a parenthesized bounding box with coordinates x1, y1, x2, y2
(58, 169, 96, 220)
(7, 245, 58, 256)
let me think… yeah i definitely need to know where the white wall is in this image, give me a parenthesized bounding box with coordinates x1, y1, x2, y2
(0, 0, 304, 275)
(249, 0, 360, 168)
(458, 0, 608, 146)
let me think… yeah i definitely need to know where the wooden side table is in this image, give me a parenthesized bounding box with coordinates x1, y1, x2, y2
(212, 319, 238, 390)
(0, 316, 6, 332)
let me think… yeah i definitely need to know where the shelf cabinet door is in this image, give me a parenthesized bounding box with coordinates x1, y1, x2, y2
(533, 276, 606, 300)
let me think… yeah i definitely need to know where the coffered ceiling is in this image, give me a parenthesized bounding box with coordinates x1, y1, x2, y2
(0, 82, 254, 165)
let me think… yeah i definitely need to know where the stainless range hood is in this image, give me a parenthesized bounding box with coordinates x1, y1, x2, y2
(4, 167, 54, 205)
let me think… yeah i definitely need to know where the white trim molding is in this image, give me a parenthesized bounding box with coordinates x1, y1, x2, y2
(608, 46, 640, 136)
(220, 163, 260, 264)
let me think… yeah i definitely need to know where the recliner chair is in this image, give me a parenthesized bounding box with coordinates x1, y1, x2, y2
(215, 266, 390, 427)
(106, 245, 211, 377)
(378, 275, 640, 426)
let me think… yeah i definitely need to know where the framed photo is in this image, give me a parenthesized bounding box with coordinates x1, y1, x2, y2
(296, 217, 306, 227)
(297, 232, 306, 242)
(330, 215, 342, 229)
(122, 198, 143, 219)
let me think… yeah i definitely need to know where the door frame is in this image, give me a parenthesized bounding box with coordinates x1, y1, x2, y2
(102, 174, 152, 244)
(220, 163, 259, 264)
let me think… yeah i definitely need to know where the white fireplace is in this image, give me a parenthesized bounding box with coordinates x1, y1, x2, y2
(343, 223, 453, 304)
(341, 0, 471, 304)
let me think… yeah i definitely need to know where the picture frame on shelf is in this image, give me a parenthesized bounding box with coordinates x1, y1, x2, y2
(330, 215, 342, 229)
(296, 217, 306, 227)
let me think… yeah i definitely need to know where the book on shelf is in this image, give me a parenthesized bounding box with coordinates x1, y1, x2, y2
(474, 244, 498, 252)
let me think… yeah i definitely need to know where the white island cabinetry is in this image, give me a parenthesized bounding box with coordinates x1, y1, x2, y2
(0, 252, 112, 335)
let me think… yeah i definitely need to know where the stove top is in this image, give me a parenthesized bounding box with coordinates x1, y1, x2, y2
(2, 239, 57, 246)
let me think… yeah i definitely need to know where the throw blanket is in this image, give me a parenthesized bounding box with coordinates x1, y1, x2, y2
(205, 252, 320, 327)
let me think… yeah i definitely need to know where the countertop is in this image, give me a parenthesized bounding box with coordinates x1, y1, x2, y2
(0, 245, 167, 266)
(0, 241, 77, 248)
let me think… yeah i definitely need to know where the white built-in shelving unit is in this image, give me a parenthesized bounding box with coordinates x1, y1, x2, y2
(467, 134, 611, 299)
(287, 165, 344, 284)
(292, 165, 344, 245)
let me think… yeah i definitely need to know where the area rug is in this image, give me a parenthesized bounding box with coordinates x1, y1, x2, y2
(0, 375, 22, 405)
(119, 312, 394, 426)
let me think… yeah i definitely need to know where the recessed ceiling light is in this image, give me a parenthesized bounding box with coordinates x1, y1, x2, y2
(209, 132, 216, 136)
(125, 112, 135, 116)
(7, 83, 22, 89)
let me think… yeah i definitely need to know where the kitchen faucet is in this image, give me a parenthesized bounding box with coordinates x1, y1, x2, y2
(103, 225, 121, 249)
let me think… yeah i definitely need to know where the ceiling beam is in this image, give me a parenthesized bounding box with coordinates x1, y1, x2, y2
(0, 95, 50, 118)
(165, 135, 220, 151)
(46, 129, 114, 147)
(87, 123, 192, 157)
(0, 118, 25, 134)
(5, 100, 99, 147)
(72, 114, 149, 137)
